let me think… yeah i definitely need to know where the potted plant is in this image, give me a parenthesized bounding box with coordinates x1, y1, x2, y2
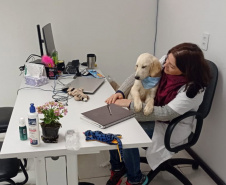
(37, 101, 68, 143)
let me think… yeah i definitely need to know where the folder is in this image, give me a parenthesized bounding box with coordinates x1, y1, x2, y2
(81, 104, 135, 129)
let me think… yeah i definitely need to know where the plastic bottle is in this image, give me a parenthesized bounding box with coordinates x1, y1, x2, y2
(65, 129, 80, 150)
(19, 117, 27, 140)
(52, 50, 58, 66)
(28, 103, 40, 146)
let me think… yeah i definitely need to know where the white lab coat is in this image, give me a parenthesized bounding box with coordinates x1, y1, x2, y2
(146, 86, 205, 170)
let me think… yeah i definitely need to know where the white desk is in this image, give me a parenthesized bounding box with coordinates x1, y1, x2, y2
(0, 75, 152, 185)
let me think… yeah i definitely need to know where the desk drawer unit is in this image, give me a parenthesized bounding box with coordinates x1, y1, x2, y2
(45, 156, 67, 185)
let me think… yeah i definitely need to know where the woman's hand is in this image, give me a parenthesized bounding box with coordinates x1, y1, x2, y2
(105, 93, 123, 104)
(114, 99, 132, 108)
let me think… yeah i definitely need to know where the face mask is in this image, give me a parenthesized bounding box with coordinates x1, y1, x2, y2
(141, 76, 161, 89)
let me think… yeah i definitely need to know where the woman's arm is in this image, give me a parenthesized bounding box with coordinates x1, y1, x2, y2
(117, 73, 135, 98)
(113, 99, 180, 122)
(130, 102, 180, 122)
(114, 87, 204, 122)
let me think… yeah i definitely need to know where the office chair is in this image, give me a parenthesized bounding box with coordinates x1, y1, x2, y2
(0, 107, 29, 185)
(140, 60, 218, 185)
(0, 142, 28, 185)
(0, 107, 13, 133)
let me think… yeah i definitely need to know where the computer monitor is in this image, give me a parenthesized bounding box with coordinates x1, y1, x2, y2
(37, 23, 56, 57)
(37, 24, 44, 56)
(42, 23, 56, 56)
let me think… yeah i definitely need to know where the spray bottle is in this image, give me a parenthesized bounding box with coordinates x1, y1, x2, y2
(28, 103, 40, 146)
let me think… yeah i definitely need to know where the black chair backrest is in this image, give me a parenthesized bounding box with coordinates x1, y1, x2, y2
(164, 60, 218, 152)
(197, 60, 218, 118)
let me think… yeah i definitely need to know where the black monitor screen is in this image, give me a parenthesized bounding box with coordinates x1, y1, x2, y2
(42, 23, 56, 56)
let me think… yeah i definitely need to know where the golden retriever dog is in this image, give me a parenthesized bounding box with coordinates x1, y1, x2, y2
(128, 53, 162, 115)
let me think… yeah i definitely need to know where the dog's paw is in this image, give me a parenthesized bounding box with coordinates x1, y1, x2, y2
(143, 105, 154, 116)
(134, 100, 142, 112)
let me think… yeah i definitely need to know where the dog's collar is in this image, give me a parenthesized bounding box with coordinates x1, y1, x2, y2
(141, 76, 161, 89)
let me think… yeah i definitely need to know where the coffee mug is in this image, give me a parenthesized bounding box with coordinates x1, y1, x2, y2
(87, 54, 96, 69)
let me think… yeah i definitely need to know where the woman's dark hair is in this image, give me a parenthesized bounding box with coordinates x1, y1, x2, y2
(168, 43, 211, 98)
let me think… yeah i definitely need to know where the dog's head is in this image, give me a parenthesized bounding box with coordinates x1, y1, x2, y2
(134, 53, 162, 80)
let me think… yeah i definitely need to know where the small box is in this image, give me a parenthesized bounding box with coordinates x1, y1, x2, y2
(25, 76, 49, 87)
(45, 67, 58, 80)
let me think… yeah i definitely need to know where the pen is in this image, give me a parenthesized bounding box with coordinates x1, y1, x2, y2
(107, 104, 112, 115)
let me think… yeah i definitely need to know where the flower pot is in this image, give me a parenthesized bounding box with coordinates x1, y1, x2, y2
(40, 123, 61, 143)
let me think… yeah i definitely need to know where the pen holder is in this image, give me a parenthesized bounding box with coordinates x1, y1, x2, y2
(57, 61, 65, 72)
(45, 67, 58, 80)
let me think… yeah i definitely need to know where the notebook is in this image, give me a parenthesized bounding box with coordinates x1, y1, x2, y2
(81, 104, 135, 129)
(65, 77, 105, 94)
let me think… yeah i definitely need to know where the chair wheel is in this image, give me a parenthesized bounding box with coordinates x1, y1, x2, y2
(192, 162, 199, 169)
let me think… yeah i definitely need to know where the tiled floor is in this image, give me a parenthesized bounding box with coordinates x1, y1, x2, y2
(1, 148, 217, 185)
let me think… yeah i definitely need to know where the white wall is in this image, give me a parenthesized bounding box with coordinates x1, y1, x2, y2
(0, 0, 157, 106)
(156, 0, 226, 182)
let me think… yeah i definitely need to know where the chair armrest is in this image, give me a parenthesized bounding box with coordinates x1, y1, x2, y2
(164, 111, 203, 152)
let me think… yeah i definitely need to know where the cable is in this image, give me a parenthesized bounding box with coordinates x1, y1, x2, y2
(51, 75, 70, 105)
(25, 54, 41, 63)
(17, 83, 70, 106)
(17, 87, 52, 95)
(19, 54, 42, 75)
(52, 93, 71, 106)
(153, 0, 159, 56)
(57, 79, 67, 87)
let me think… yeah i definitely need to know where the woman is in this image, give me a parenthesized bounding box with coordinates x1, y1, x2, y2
(105, 43, 211, 185)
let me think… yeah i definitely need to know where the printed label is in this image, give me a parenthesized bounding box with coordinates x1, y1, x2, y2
(28, 118, 39, 145)
(29, 138, 38, 145)
(28, 118, 37, 126)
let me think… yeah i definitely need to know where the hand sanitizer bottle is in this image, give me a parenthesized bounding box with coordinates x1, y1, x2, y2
(28, 103, 40, 146)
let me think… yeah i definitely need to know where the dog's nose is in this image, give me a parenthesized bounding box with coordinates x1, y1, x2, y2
(135, 76, 140, 80)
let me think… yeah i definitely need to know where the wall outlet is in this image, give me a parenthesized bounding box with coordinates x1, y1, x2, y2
(201, 33, 210, 51)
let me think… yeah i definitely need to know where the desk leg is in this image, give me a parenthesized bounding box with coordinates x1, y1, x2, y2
(34, 157, 47, 185)
(66, 154, 78, 185)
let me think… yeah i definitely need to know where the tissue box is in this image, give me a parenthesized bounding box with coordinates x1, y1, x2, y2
(25, 76, 49, 87)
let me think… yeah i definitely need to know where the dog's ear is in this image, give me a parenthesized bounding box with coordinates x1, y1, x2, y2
(149, 58, 162, 77)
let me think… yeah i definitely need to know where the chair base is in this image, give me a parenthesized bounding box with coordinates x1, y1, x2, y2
(141, 157, 199, 185)
(18, 159, 29, 185)
(0, 179, 16, 185)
